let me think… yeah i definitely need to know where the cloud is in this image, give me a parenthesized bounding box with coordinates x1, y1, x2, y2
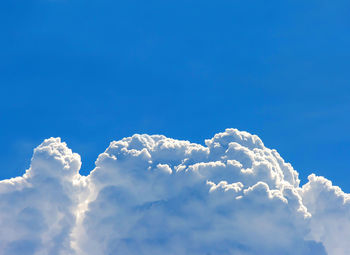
(0, 138, 84, 255)
(0, 129, 348, 254)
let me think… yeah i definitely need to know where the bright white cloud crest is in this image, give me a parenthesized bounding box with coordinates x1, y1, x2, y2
(1, 129, 349, 255)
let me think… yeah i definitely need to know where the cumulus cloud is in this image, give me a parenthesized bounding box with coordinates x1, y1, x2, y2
(0, 129, 349, 254)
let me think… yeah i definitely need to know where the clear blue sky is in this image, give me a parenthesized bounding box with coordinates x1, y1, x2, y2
(1, 0, 350, 191)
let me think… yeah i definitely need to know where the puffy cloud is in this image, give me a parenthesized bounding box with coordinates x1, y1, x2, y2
(300, 174, 350, 255)
(0, 138, 86, 255)
(0, 129, 348, 254)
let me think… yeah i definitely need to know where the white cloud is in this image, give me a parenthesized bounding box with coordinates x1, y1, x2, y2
(0, 129, 349, 254)
(300, 174, 350, 255)
(0, 138, 85, 255)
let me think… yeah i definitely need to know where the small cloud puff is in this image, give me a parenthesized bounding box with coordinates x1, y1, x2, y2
(0, 129, 348, 255)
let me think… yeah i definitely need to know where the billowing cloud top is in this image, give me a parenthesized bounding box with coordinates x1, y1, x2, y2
(1, 129, 349, 255)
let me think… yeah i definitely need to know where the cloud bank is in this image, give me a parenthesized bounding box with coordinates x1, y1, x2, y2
(0, 129, 349, 255)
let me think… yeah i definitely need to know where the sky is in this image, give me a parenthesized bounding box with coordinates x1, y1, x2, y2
(1, 0, 350, 192)
(1, 1, 350, 254)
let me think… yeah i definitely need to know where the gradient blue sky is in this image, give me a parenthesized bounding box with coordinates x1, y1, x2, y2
(1, 0, 350, 191)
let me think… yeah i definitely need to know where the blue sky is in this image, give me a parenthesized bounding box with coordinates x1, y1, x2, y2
(1, 0, 350, 192)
